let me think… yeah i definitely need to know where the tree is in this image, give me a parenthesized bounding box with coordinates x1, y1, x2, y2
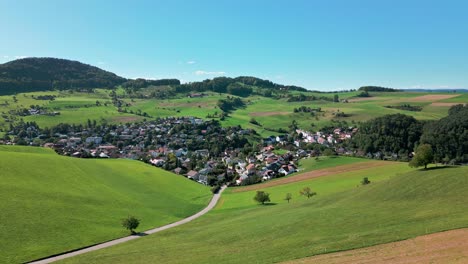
(300, 187, 317, 199)
(284, 193, 292, 203)
(254, 191, 271, 205)
(361, 177, 371, 185)
(409, 144, 434, 169)
(333, 94, 339, 102)
(121, 215, 140, 234)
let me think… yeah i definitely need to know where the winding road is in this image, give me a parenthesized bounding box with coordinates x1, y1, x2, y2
(29, 185, 227, 264)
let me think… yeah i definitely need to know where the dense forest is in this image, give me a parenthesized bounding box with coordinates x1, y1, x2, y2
(174, 76, 308, 96)
(358, 86, 400, 92)
(121, 78, 180, 89)
(351, 104, 468, 163)
(351, 114, 423, 157)
(420, 104, 468, 163)
(0, 58, 127, 94)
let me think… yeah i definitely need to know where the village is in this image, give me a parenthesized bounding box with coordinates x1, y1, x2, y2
(2, 116, 357, 187)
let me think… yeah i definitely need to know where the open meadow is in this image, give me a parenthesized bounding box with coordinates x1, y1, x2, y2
(57, 162, 468, 264)
(0, 146, 211, 263)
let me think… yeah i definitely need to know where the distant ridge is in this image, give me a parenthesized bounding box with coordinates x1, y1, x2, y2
(402, 88, 468, 93)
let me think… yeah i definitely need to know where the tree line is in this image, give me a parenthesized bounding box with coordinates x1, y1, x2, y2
(351, 104, 468, 164)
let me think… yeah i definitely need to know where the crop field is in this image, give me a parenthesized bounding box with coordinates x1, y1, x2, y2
(286, 228, 468, 264)
(58, 164, 468, 264)
(0, 146, 211, 264)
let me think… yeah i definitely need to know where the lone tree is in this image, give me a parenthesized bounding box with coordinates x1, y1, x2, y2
(121, 215, 140, 235)
(300, 187, 317, 199)
(285, 193, 292, 203)
(361, 177, 371, 185)
(409, 144, 434, 169)
(254, 191, 271, 205)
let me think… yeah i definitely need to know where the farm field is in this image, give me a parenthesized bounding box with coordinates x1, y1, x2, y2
(0, 146, 211, 264)
(1, 89, 467, 138)
(285, 228, 468, 264)
(58, 164, 468, 264)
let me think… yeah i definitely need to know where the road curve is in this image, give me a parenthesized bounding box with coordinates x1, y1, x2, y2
(29, 185, 227, 264)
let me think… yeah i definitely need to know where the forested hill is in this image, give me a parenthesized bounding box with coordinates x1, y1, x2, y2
(0, 57, 127, 94)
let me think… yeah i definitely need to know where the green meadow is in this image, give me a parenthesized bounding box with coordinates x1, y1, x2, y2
(0, 146, 211, 264)
(59, 164, 468, 264)
(1, 90, 466, 138)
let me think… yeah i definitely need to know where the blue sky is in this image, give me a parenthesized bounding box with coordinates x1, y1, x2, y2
(1, 0, 467, 90)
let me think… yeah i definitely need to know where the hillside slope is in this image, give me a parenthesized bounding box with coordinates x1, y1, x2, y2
(60, 166, 468, 264)
(0, 57, 126, 94)
(0, 146, 211, 263)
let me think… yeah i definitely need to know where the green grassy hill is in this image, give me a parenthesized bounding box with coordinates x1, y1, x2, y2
(59, 164, 468, 264)
(0, 146, 211, 264)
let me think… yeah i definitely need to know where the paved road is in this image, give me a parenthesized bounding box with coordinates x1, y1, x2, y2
(29, 185, 227, 264)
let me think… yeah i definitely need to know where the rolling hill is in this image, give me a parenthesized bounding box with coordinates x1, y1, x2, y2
(58, 164, 468, 264)
(0, 145, 211, 264)
(0, 58, 127, 94)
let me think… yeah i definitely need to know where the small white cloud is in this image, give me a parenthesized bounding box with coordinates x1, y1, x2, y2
(3, 55, 9, 59)
(187, 61, 196, 65)
(97, 61, 106, 65)
(195, 70, 226, 76)
(410, 85, 423, 89)
(438, 85, 450, 89)
(14, 56, 27, 59)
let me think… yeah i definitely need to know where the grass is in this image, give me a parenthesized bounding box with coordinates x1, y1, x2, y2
(297, 156, 368, 173)
(1, 90, 466, 137)
(0, 146, 211, 264)
(59, 164, 468, 264)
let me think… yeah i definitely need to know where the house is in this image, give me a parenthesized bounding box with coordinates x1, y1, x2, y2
(198, 174, 208, 185)
(279, 164, 295, 176)
(86, 136, 102, 145)
(173, 167, 182, 174)
(186, 170, 200, 180)
(150, 159, 165, 167)
(188, 93, 205, 98)
(246, 163, 256, 175)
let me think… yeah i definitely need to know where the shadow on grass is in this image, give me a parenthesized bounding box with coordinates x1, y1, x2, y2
(420, 165, 459, 171)
(261, 202, 278, 206)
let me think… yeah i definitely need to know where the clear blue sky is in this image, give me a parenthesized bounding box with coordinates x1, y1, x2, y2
(1, 0, 467, 90)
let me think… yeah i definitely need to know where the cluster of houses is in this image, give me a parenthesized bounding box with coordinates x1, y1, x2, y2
(4, 116, 358, 186)
(294, 128, 357, 146)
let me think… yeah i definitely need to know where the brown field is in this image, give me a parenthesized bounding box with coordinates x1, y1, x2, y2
(250, 111, 290, 117)
(408, 94, 460, 102)
(284, 228, 468, 264)
(232, 161, 394, 192)
(431, 102, 466, 107)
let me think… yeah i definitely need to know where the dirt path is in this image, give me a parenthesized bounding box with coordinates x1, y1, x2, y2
(233, 161, 394, 192)
(29, 186, 227, 264)
(284, 228, 468, 264)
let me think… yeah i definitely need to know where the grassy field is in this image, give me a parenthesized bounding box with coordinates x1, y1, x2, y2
(0, 146, 211, 264)
(298, 156, 368, 173)
(1, 90, 466, 137)
(59, 164, 468, 264)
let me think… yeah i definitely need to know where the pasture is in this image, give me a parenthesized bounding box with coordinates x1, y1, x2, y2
(58, 164, 468, 264)
(0, 146, 211, 263)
